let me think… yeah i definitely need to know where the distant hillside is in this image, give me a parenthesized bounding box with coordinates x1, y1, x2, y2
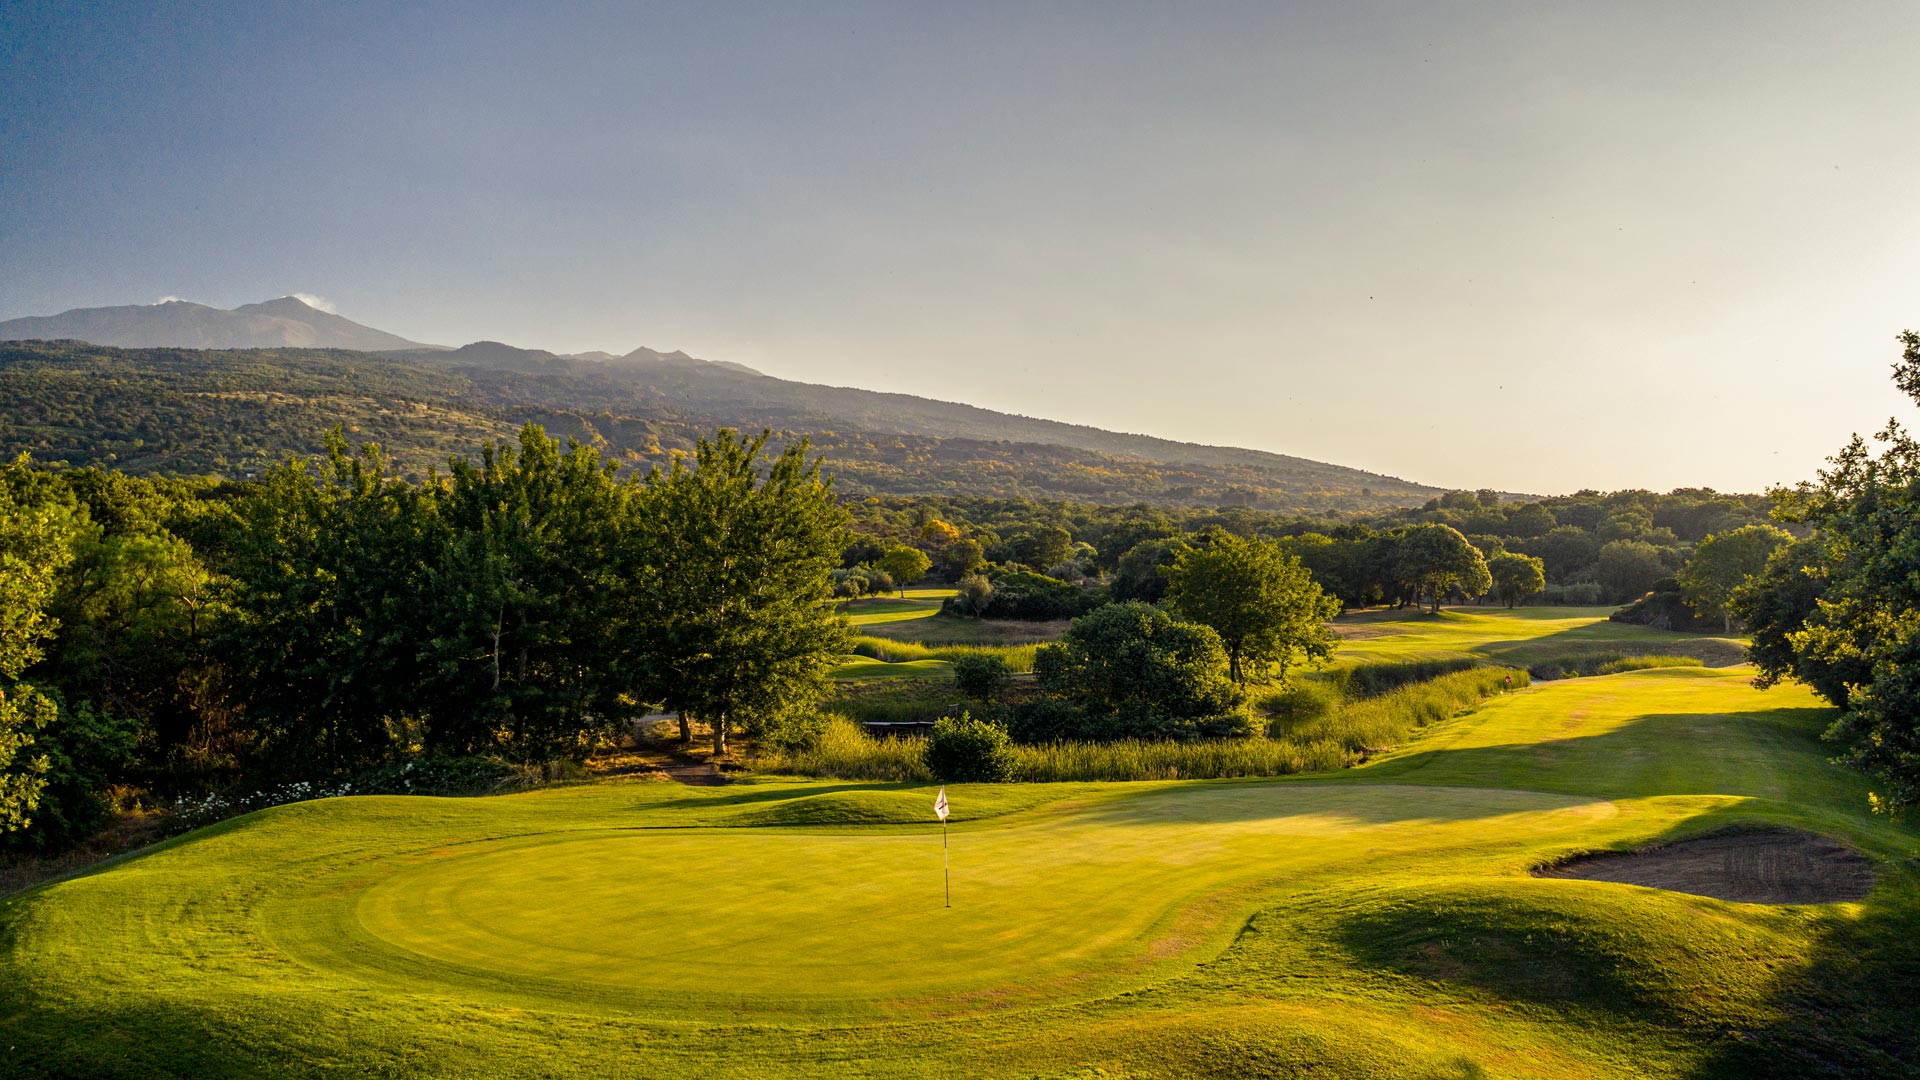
(0, 296, 435, 351)
(0, 341, 1447, 511)
(403, 340, 1433, 500)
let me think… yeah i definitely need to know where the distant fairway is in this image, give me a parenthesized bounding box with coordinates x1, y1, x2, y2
(6, 609, 1918, 1079)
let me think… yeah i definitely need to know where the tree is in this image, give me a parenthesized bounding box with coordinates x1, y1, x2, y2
(1393, 524, 1492, 612)
(952, 654, 1013, 703)
(950, 573, 993, 617)
(1033, 602, 1246, 739)
(1678, 524, 1792, 632)
(935, 537, 986, 581)
(0, 456, 83, 834)
(1012, 526, 1073, 570)
(1525, 526, 1601, 583)
(1730, 535, 1860, 706)
(1166, 533, 1340, 684)
(421, 424, 633, 763)
(1595, 539, 1666, 604)
(1111, 537, 1190, 602)
(1487, 552, 1547, 608)
(217, 433, 440, 775)
(1738, 331, 1920, 813)
(632, 430, 850, 757)
(1506, 502, 1557, 538)
(877, 545, 931, 595)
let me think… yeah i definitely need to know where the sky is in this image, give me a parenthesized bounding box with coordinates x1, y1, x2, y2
(3, 1, 1917, 495)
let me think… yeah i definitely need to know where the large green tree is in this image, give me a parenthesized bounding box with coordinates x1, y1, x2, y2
(423, 424, 633, 763)
(1033, 601, 1246, 739)
(1167, 532, 1340, 684)
(877, 545, 931, 596)
(1742, 331, 1920, 813)
(1393, 524, 1492, 612)
(632, 430, 850, 756)
(218, 433, 443, 774)
(1487, 551, 1547, 608)
(1678, 524, 1792, 632)
(1595, 539, 1666, 604)
(0, 456, 83, 833)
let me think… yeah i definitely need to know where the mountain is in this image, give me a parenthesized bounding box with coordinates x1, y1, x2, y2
(0, 296, 1456, 508)
(0, 296, 437, 351)
(0, 340, 1450, 510)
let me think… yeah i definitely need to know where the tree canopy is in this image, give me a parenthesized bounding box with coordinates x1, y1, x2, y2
(1678, 524, 1791, 632)
(1167, 532, 1340, 684)
(1393, 524, 1492, 612)
(1487, 551, 1547, 608)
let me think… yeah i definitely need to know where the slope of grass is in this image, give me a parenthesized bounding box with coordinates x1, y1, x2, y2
(6, 608, 1918, 1079)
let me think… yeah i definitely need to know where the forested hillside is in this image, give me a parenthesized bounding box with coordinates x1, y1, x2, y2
(0, 340, 1441, 511)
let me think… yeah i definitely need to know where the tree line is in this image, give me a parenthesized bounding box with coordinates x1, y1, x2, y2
(0, 425, 851, 849)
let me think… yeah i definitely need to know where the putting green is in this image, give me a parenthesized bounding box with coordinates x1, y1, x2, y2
(264, 783, 1610, 1019)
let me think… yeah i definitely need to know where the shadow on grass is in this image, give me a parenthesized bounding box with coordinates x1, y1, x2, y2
(1475, 621, 1748, 669)
(1328, 801, 1920, 1079)
(1357, 703, 1844, 803)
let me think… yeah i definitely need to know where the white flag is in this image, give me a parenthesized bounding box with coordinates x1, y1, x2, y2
(934, 786, 949, 822)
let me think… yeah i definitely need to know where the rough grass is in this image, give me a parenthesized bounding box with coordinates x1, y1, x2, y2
(848, 635, 1039, 673)
(9, 608, 1920, 1080)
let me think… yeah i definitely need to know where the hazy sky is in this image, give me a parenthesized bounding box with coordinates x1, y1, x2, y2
(4, 2, 1917, 495)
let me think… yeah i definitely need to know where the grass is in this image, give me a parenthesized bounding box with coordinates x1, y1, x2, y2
(847, 635, 1040, 672)
(836, 588, 955, 628)
(6, 606, 1919, 1079)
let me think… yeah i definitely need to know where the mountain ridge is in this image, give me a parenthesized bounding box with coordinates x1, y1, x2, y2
(0, 297, 1456, 505)
(0, 296, 437, 351)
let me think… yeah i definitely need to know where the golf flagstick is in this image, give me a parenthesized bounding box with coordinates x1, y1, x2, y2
(934, 785, 950, 907)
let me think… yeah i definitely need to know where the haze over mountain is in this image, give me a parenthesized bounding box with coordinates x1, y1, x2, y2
(0, 296, 437, 351)
(0, 296, 1455, 508)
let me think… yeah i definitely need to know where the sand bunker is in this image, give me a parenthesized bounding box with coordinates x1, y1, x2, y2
(1535, 828, 1875, 904)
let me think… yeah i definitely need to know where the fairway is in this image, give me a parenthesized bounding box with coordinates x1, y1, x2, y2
(6, 609, 1919, 1079)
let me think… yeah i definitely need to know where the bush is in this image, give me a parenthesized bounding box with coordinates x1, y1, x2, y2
(926, 712, 1015, 782)
(980, 570, 1082, 620)
(952, 654, 1013, 702)
(945, 573, 994, 617)
(349, 751, 517, 796)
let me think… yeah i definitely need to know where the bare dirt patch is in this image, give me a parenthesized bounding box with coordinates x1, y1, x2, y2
(1534, 827, 1874, 904)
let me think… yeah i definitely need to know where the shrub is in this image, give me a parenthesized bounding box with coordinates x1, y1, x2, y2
(350, 751, 517, 796)
(981, 570, 1082, 620)
(946, 573, 994, 617)
(952, 654, 1013, 702)
(925, 713, 1014, 782)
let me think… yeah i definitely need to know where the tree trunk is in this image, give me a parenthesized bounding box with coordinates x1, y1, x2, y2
(677, 711, 691, 744)
(1724, 611, 1732, 634)
(712, 714, 727, 757)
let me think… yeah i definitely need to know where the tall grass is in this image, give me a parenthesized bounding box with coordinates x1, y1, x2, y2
(850, 636, 1039, 673)
(1527, 652, 1706, 680)
(761, 665, 1527, 784)
(1276, 667, 1528, 751)
(1005, 737, 1347, 782)
(761, 715, 934, 781)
